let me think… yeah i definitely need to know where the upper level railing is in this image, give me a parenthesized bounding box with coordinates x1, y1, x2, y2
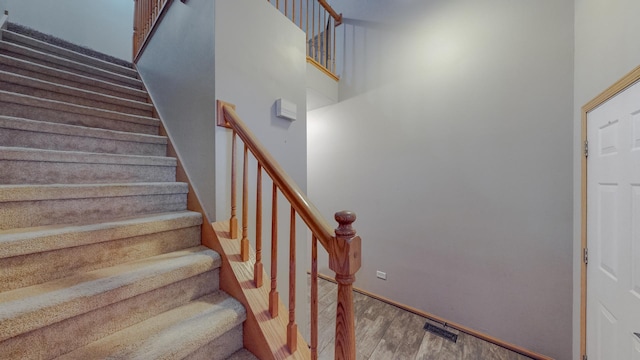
(133, 0, 341, 77)
(267, 0, 342, 78)
(217, 100, 361, 359)
(132, 0, 170, 60)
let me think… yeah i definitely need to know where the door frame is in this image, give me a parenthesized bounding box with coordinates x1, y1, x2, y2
(581, 64, 640, 359)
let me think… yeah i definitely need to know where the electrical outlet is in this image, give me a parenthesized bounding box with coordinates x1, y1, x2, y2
(376, 270, 387, 280)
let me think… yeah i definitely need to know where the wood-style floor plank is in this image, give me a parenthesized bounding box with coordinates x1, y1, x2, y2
(313, 277, 533, 360)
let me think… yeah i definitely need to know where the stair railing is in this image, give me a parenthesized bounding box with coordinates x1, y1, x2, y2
(217, 100, 361, 360)
(132, 0, 171, 60)
(266, 0, 342, 79)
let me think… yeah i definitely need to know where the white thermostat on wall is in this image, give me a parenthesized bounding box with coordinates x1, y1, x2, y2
(275, 98, 297, 121)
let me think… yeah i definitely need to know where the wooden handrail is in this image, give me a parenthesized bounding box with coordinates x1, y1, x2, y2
(217, 100, 361, 359)
(218, 101, 334, 250)
(317, 0, 342, 25)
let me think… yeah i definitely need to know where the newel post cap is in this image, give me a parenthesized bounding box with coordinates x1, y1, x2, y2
(335, 210, 356, 238)
(329, 211, 361, 279)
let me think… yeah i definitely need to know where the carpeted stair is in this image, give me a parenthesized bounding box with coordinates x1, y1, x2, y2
(0, 23, 256, 359)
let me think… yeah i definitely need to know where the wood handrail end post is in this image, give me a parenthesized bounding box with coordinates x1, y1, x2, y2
(216, 99, 236, 128)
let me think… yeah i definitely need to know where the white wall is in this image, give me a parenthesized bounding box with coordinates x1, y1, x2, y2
(573, 0, 640, 358)
(308, 1, 573, 358)
(214, 0, 310, 338)
(0, 0, 133, 60)
(136, 0, 216, 221)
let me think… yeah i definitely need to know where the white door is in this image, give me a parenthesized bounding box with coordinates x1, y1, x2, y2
(587, 79, 640, 360)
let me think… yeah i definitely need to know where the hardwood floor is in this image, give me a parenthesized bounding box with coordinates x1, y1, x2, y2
(314, 277, 533, 360)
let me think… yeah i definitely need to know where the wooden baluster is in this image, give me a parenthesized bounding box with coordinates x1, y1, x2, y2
(285, 0, 288, 19)
(292, 0, 295, 25)
(269, 183, 279, 317)
(323, 9, 327, 67)
(304, 0, 310, 56)
(332, 16, 337, 73)
(144, 0, 151, 39)
(314, 4, 322, 62)
(141, 0, 144, 44)
(230, 132, 238, 238)
(330, 211, 361, 360)
(311, 234, 319, 360)
(312, 1, 315, 59)
(133, 0, 138, 56)
(254, 164, 264, 287)
(142, 0, 146, 40)
(287, 206, 298, 353)
(241, 144, 249, 261)
(276, 0, 279, 11)
(139, 0, 144, 44)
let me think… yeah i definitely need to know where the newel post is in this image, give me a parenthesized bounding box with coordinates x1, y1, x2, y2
(329, 211, 361, 360)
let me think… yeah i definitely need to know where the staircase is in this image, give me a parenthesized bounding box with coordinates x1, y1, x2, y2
(0, 23, 256, 359)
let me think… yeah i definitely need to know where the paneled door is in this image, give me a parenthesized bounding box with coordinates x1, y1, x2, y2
(587, 79, 640, 359)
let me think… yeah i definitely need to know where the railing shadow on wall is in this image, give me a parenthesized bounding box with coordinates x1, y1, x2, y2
(217, 100, 361, 360)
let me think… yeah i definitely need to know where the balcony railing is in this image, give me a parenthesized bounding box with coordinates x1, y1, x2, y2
(267, 0, 342, 78)
(132, 0, 342, 78)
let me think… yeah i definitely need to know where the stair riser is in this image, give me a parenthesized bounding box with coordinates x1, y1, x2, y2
(0, 100, 159, 135)
(0, 47, 142, 89)
(0, 270, 220, 360)
(0, 193, 187, 229)
(185, 325, 244, 360)
(0, 80, 153, 117)
(0, 61, 148, 102)
(0, 126, 167, 156)
(2, 31, 138, 78)
(0, 160, 176, 184)
(1, 225, 201, 291)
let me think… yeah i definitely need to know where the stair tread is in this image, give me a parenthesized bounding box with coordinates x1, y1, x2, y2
(0, 115, 166, 144)
(0, 182, 189, 202)
(0, 69, 153, 111)
(0, 146, 176, 165)
(0, 40, 141, 88)
(2, 29, 138, 78)
(0, 53, 148, 99)
(0, 246, 222, 342)
(0, 210, 202, 259)
(0, 28, 248, 359)
(0, 89, 158, 126)
(58, 291, 246, 360)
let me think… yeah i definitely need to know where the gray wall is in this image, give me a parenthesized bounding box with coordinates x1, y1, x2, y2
(0, 0, 133, 60)
(573, 0, 640, 357)
(308, 1, 574, 358)
(136, 0, 216, 220)
(214, 0, 310, 337)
